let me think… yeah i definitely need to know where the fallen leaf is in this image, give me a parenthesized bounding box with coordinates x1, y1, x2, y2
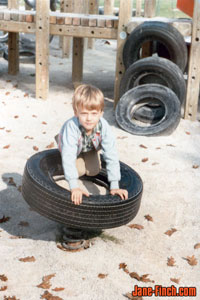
(104, 40, 111, 45)
(14, 115, 19, 118)
(141, 158, 148, 163)
(167, 256, 176, 266)
(125, 293, 143, 300)
(46, 142, 55, 149)
(152, 162, 159, 166)
(24, 136, 34, 139)
(0, 216, 10, 224)
(32, 114, 37, 118)
(19, 256, 36, 262)
(43, 131, 46, 134)
(41, 291, 63, 300)
(0, 286, 7, 291)
(170, 278, 180, 284)
(98, 273, 108, 279)
(192, 165, 199, 169)
(3, 145, 10, 149)
(119, 263, 127, 269)
(139, 144, 147, 149)
(5, 92, 10, 95)
(185, 255, 198, 266)
(24, 93, 29, 97)
(6, 130, 11, 133)
(3, 297, 19, 300)
(7, 177, 16, 186)
(18, 221, 29, 227)
(144, 214, 153, 222)
(33, 146, 39, 151)
(128, 224, 144, 230)
(52, 288, 65, 292)
(185, 131, 190, 135)
(156, 147, 161, 150)
(166, 144, 176, 147)
(37, 274, 55, 289)
(194, 243, 200, 249)
(129, 272, 140, 281)
(42, 121, 47, 125)
(140, 274, 154, 283)
(0, 275, 8, 281)
(164, 228, 177, 236)
(0, 127, 5, 130)
(13, 84, 18, 88)
(17, 186, 22, 192)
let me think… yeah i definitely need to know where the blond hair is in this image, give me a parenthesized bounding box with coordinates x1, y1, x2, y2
(72, 84, 104, 113)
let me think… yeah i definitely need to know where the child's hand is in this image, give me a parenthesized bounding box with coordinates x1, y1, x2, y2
(71, 188, 89, 205)
(110, 189, 128, 200)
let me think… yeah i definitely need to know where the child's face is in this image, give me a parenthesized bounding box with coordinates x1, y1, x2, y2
(75, 106, 103, 133)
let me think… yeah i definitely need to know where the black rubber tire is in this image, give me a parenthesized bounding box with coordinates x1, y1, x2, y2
(22, 149, 143, 230)
(0, 31, 8, 43)
(119, 57, 186, 123)
(24, 0, 57, 11)
(115, 84, 181, 136)
(123, 21, 188, 72)
(3, 47, 35, 64)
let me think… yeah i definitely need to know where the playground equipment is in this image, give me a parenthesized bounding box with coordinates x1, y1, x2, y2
(0, 0, 199, 121)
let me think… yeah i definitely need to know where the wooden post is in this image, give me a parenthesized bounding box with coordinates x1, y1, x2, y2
(61, 0, 73, 58)
(114, 0, 132, 105)
(142, 0, 156, 57)
(135, 0, 142, 17)
(104, 0, 115, 15)
(184, 0, 200, 120)
(88, 0, 99, 49)
(8, 0, 19, 75)
(36, 0, 50, 99)
(72, 0, 86, 87)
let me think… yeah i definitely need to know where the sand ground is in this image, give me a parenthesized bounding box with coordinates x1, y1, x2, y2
(0, 36, 200, 300)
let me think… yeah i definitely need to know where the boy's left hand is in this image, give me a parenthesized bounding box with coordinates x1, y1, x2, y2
(110, 189, 128, 200)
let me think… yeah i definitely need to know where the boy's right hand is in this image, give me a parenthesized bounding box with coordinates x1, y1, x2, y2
(71, 188, 89, 205)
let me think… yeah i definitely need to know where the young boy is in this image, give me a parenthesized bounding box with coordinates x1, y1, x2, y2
(57, 84, 128, 205)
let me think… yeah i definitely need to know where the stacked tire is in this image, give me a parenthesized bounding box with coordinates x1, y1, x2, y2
(115, 21, 188, 136)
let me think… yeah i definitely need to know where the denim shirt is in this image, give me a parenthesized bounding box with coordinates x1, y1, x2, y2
(58, 116, 120, 190)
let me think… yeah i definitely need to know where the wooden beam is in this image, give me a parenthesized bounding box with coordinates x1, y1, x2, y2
(144, 0, 156, 17)
(35, 0, 49, 99)
(184, 0, 200, 120)
(104, 0, 114, 15)
(8, 0, 19, 75)
(114, 0, 132, 106)
(72, 0, 86, 86)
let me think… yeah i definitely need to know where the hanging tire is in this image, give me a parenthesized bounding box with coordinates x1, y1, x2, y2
(119, 57, 186, 122)
(123, 21, 188, 72)
(115, 84, 181, 136)
(3, 47, 35, 64)
(22, 149, 143, 230)
(0, 31, 8, 43)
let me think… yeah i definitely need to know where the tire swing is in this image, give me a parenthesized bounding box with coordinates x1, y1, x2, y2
(123, 21, 188, 72)
(119, 57, 186, 122)
(3, 47, 35, 64)
(22, 149, 143, 230)
(115, 84, 181, 136)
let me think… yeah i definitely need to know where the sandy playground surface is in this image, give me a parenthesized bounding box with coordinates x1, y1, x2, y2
(0, 36, 200, 300)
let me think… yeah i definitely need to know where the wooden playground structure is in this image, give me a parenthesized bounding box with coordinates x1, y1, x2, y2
(0, 0, 200, 120)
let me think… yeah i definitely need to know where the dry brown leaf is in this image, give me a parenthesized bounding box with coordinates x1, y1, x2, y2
(42, 121, 47, 125)
(139, 144, 147, 149)
(18, 221, 29, 227)
(37, 274, 55, 289)
(140, 274, 154, 283)
(32, 114, 37, 118)
(3, 297, 19, 300)
(152, 162, 159, 166)
(164, 228, 177, 236)
(119, 263, 127, 269)
(5, 177, 16, 187)
(0, 275, 8, 281)
(194, 243, 200, 249)
(6, 130, 11, 133)
(185, 255, 198, 266)
(14, 115, 19, 118)
(125, 293, 143, 300)
(19, 256, 35, 262)
(144, 214, 153, 222)
(24, 136, 34, 140)
(43, 131, 46, 134)
(170, 278, 180, 284)
(0, 286, 7, 291)
(185, 131, 190, 135)
(166, 144, 176, 147)
(98, 273, 108, 279)
(13, 84, 18, 88)
(3, 145, 10, 149)
(52, 288, 65, 292)
(0, 216, 10, 224)
(156, 147, 161, 150)
(129, 272, 140, 281)
(33, 146, 39, 151)
(141, 158, 148, 163)
(167, 256, 176, 266)
(128, 224, 144, 230)
(41, 291, 63, 300)
(5, 92, 10, 95)
(192, 165, 199, 169)
(46, 142, 55, 149)
(0, 127, 5, 130)
(24, 93, 29, 97)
